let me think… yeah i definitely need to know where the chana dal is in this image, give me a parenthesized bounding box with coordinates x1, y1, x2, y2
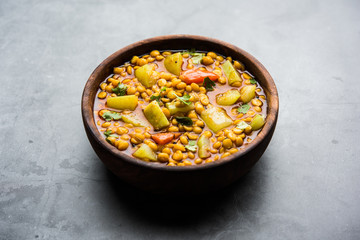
(94, 50, 267, 166)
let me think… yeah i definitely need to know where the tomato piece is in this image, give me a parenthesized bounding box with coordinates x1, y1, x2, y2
(174, 132, 181, 138)
(180, 69, 219, 84)
(151, 133, 174, 145)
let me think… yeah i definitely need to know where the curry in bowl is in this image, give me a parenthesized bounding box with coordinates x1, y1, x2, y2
(93, 49, 267, 166)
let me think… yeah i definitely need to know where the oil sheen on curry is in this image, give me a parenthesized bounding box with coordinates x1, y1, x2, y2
(94, 50, 267, 166)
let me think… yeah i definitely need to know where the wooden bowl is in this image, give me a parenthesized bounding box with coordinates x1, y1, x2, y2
(82, 35, 279, 195)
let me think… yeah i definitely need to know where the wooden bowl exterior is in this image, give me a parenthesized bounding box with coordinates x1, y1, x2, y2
(82, 35, 279, 195)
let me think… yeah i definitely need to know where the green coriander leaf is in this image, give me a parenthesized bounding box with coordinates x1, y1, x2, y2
(105, 135, 118, 143)
(102, 112, 113, 122)
(112, 84, 127, 96)
(104, 130, 119, 140)
(249, 79, 257, 84)
(175, 93, 191, 105)
(113, 113, 121, 120)
(175, 116, 193, 126)
(150, 94, 161, 102)
(191, 52, 205, 64)
(104, 130, 112, 137)
(150, 87, 167, 102)
(182, 48, 196, 55)
(236, 121, 249, 130)
(102, 111, 122, 121)
(185, 140, 198, 152)
(203, 77, 216, 91)
(237, 104, 250, 114)
(189, 48, 196, 55)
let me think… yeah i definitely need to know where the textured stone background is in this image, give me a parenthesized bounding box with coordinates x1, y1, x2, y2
(1, 0, 359, 239)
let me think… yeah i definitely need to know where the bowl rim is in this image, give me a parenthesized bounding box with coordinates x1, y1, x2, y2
(82, 34, 279, 172)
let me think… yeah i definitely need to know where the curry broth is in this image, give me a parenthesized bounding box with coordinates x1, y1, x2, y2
(93, 50, 267, 165)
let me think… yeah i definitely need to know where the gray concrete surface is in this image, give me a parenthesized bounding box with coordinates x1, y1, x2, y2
(1, 0, 359, 239)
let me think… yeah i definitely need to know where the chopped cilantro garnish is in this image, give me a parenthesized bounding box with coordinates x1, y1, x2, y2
(203, 77, 216, 91)
(104, 130, 112, 137)
(175, 116, 193, 126)
(104, 130, 118, 138)
(249, 79, 257, 84)
(112, 84, 127, 96)
(237, 104, 250, 114)
(182, 48, 196, 55)
(150, 94, 161, 102)
(175, 93, 191, 105)
(102, 111, 122, 121)
(150, 87, 167, 102)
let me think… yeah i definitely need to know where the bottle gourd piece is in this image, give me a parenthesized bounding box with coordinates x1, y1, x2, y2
(216, 89, 241, 106)
(200, 106, 233, 133)
(164, 52, 183, 76)
(166, 101, 195, 115)
(134, 64, 159, 88)
(133, 143, 157, 161)
(106, 95, 138, 111)
(121, 113, 149, 127)
(222, 60, 242, 86)
(197, 134, 211, 159)
(250, 114, 265, 131)
(143, 101, 170, 130)
(240, 85, 256, 103)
